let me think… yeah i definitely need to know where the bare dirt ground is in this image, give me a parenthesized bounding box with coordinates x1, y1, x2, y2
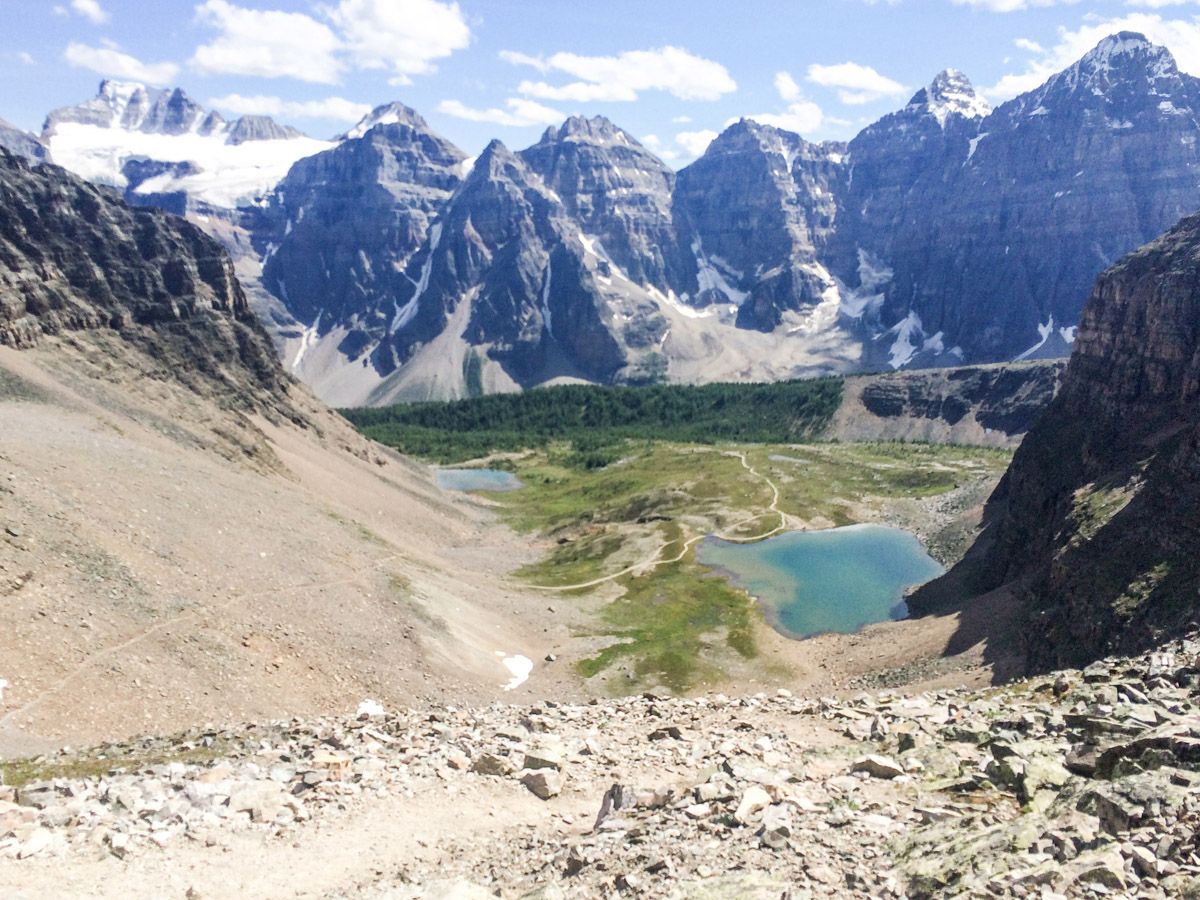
(0, 341, 587, 757)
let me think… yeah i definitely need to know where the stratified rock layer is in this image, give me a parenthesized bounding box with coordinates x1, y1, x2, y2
(0, 151, 289, 412)
(915, 206, 1200, 669)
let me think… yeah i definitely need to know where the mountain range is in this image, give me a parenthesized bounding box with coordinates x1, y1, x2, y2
(4, 32, 1200, 405)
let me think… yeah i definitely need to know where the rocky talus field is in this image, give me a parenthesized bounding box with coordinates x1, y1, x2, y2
(1, 638, 1199, 898)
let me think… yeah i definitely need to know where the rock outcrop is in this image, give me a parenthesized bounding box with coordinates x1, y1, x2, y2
(913, 204, 1200, 670)
(0, 119, 47, 165)
(0, 151, 290, 412)
(384, 138, 653, 393)
(829, 361, 1064, 447)
(519, 116, 686, 293)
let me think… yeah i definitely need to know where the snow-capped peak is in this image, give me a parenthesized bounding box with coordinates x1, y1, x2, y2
(342, 102, 427, 140)
(1073, 32, 1178, 85)
(909, 69, 991, 127)
(1004, 32, 1183, 121)
(41, 81, 332, 210)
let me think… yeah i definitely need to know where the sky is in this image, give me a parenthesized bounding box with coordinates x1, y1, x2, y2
(5, 0, 1200, 166)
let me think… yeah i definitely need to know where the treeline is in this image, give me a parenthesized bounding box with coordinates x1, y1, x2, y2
(341, 379, 843, 463)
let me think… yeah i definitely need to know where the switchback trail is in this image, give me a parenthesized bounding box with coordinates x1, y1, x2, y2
(523, 449, 792, 593)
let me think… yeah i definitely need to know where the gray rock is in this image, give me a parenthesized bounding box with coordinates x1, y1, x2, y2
(521, 770, 563, 801)
(851, 755, 905, 780)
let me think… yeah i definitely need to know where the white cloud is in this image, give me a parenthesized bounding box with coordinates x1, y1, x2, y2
(503, 46, 736, 103)
(1014, 37, 1045, 53)
(640, 133, 680, 161)
(806, 61, 908, 105)
(675, 129, 718, 157)
(987, 13, 1200, 100)
(208, 93, 371, 122)
(437, 97, 565, 127)
(498, 50, 546, 71)
(744, 102, 825, 134)
(671, 115, 693, 124)
(17, 52, 35, 66)
(324, 0, 471, 85)
(191, 0, 343, 84)
(71, 0, 109, 24)
(774, 71, 803, 102)
(742, 70, 825, 134)
(951, 0, 1078, 10)
(518, 79, 637, 102)
(63, 42, 180, 85)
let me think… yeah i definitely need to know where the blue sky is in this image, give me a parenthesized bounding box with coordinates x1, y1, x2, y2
(4, 0, 1200, 164)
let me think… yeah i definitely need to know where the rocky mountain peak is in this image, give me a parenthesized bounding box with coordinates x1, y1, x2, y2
(226, 115, 303, 145)
(709, 118, 808, 166)
(1019, 32, 1188, 114)
(909, 69, 991, 125)
(1082, 31, 1170, 69)
(471, 138, 523, 181)
(544, 115, 637, 147)
(342, 102, 428, 140)
(44, 80, 303, 144)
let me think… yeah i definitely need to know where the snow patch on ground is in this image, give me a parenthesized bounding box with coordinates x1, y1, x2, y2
(497, 653, 533, 691)
(392, 224, 442, 333)
(692, 238, 748, 305)
(291, 309, 323, 372)
(648, 286, 721, 319)
(788, 263, 843, 337)
(886, 311, 924, 369)
(966, 133, 989, 163)
(1015, 316, 1056, 361)
(356, 699, 385, 718)
(838, 250, 892, 319)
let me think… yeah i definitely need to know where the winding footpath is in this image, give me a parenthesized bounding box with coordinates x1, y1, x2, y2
(525, 450, 792, 593)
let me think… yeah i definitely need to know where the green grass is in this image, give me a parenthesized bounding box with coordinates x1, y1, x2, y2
(1113, 562, 1172, 619)
(575, 526, 757, 694)
(1070, 480, 1138, 545)
(516, 531, 628, 587)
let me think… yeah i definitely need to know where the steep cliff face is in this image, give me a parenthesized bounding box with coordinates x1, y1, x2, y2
(913, 208, 1200, 669)
(381, 139, 640, 395)
(674, 120, 845, 330)
(519, 117, 686, 293)
(259, 103, 467, 368)
(830, 362, 1063, 447)
(0, 151, 290, 412)
(862, 35, 1200, 364)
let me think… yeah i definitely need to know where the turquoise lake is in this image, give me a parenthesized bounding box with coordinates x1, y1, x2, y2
(697, 524, 944, 639)
(434, 468, 524, 492)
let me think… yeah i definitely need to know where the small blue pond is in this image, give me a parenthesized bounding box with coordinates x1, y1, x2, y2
(435, 468, 524, 493)
(697, 524, 943, 639)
